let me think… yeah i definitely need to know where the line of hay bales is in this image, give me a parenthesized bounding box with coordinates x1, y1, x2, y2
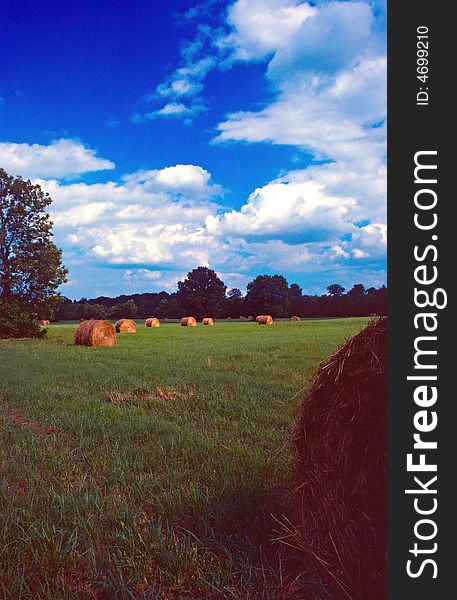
(73, 313, 306, 346)
(145, 317, 160, 328)
(115, 319, 136, 333)
(281, 318, 387, 599)
(74, 320, 116, 347)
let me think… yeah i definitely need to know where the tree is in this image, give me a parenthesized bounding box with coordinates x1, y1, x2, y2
(245, 274, 291, 317)
(327, 284, 345, 296)
(176, 266, 226, 318)
(156, 295, 182, 319)
(348, 283, 366, 296)
(0, 169, 67, 338)
(289, 283, 303, 316)
(109, 299, 138, 320)
(225, 288, 245, 318)
(227, 288, 242, 299)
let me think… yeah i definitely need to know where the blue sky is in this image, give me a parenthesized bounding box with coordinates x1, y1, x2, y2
(0, 0, 386, 298)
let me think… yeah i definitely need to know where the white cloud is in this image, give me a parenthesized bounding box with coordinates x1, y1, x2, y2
(122, 164, 221, 197)
(0, 138, 115, 179)
(214, 57, 386, 165)
(206, 177, 356, 240)
(220, 0, 316, 60)
(37, 165, 222, 270)
(147, 103, 195, 117)
(157, 56, 216, 98)
(267, 1, 377, 78)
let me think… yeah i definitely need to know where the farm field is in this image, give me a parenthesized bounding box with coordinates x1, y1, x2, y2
(0, 318, 369, 599)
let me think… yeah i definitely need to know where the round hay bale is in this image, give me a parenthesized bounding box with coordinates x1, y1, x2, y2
(239, 316, 248, 321)
(284, 318, 387, 599)
(247, 315, 254, 321)
(202, 317, 214, 325)
(115, 319, 137, 333)
(145, 317, 160, 328)
(256, 315, 273, 325)
(39, 319, 50, 326)
(180, 316, 197, 327)
(74, 320, 116, 347)
(291, 315, 300, 322)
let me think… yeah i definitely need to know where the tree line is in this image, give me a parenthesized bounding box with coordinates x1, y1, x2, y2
(56, 267, 387, 321)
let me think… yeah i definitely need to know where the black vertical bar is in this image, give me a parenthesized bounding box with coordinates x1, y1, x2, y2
(388, 1, 451, 598)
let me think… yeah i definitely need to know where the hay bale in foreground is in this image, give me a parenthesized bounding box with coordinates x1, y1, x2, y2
(181, 316, 197, 327)
(145, 317, 160, 328)
(74, 320, 116, 347)
(202, 317, 214, 325)
(115, 319, 137, 333)
(291, 315, 300, 322)
(256, 315, 273, 325)
(39, 319, 50, 326)
(283, 318, 387, 600)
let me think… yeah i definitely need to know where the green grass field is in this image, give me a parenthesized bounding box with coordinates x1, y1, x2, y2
(0, 318, 368, 599)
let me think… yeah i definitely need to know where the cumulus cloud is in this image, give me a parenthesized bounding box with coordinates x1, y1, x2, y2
(0, 138, 115, 179)
(206, 178, 356, 240)
(267, 1, 377, 78)
(220, 0, 316, 60)
(37, 165, 222, 270)
(122, 164, 221, 197)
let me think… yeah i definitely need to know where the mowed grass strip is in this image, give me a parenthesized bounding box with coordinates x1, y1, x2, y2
(0, 318, 368, 599)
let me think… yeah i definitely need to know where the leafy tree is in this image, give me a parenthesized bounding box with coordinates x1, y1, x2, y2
(227, 288, 242, 299)
(82, 303, 108, 320)
(156, 295, 183, 319)
(225, 288, 245, 318)
(289, 283, 303, 316)
(176, 266, 226, 318)
(289, 283, 302, 298)
(0, 169, 67, 338)
(245, 274, 291, 317)
(327, 284, 345, 296)
(348, 283, 366, 296)
(109, 299, 138, 320)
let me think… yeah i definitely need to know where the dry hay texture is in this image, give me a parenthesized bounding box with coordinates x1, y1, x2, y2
(291, 316, 301, 322)
(181, 317, 197, 327)
(256, 315, 273, 325)
(74, 320, 116, 347)
(284, 318, 387, 600)
(39, 319, 50, 326)
(145, 318, 160, 328)
(202, 317, 214, 325)
(115, 319, 137, 333)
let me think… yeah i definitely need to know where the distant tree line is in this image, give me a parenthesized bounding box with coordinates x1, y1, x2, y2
(55, 267, 387, 321)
